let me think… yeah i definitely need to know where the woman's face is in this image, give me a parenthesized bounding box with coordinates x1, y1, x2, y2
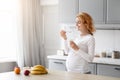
(76, 17, 87, 33)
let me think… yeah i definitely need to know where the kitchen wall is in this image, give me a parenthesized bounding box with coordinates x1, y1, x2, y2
(95, 29, 120, 54)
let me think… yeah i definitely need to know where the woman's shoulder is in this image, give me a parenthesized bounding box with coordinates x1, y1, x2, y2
(87, 35, 95, 44)
(76, 34, 95, 42)
(85, 34, 94, 39)
(84, 34, 95, 43)
(88, 34, 95, 38)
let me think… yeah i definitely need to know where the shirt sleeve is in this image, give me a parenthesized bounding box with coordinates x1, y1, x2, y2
(63, 40, 70, 54)
(75, 37, 95, 62)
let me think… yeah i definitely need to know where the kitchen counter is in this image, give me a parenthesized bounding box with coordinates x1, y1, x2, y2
(0, 70, 120, 80)
(47, 55, 120, 66)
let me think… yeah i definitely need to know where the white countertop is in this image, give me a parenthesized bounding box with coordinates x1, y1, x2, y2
(47, 55, 120, 66)
(0, 70, 120, 80)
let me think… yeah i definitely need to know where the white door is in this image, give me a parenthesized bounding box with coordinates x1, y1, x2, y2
(42, 6, 61, 67)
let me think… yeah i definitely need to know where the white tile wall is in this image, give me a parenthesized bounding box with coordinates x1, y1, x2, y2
(114, 30, 120, 51)
(94, 30, 115, 53)
(95, 30, 120, 54)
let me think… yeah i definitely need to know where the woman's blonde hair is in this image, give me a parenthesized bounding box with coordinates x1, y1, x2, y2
(76, 12, 96, 35)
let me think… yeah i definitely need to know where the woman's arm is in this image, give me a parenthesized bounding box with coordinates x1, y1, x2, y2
(60, 30, 70, 54)
(64, 40, 70, 54)
(76, 37, 95, 62)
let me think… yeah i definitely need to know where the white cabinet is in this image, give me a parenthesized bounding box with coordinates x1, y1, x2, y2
(47, 55, 120, 77)
(79, 0, 120, 24)
(107, 0, 120, 24)
(59, 0, 79, 24)
(59, 0, 120, 24)
(79, 0, 105, 24)
(0, 62, 17, 73)
(97, 64, 120, 78)
(89, 63, 97, 75)
(48, 59, 66, 71)
(48, 57, 96, 74)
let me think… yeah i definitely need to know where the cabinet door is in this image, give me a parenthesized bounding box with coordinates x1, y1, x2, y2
(48, 59, 66, 71)
(59, 0, 79, 24)
(97, 64, 120, 78)
(79, 0, 106, 24)
(107, 0, 120, 24)
(89, 63, 97, 75)
(0, 62, 17, 73)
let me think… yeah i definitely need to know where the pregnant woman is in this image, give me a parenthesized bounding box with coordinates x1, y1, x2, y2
(60, 12, 96, 74)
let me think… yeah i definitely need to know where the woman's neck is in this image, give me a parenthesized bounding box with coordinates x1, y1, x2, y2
(80, 32, 90, 36)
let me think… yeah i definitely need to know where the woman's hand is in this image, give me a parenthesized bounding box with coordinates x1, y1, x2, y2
(70, 41, 79, 51)
(60, 30, 67, 40)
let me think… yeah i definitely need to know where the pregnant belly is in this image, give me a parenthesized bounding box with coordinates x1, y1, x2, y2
(66, 54, 85, 69)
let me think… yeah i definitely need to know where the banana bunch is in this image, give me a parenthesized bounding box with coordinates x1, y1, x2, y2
(31, 65, 48, 75)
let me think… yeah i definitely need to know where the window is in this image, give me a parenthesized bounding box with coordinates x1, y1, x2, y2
(0, 0, 20, 60)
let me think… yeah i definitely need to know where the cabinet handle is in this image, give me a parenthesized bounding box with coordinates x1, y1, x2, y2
(114, 68, 120, 71)
(54, 62, 63, 64)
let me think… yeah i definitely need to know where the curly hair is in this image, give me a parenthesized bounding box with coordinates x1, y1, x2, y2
(76, 12, 96, 35)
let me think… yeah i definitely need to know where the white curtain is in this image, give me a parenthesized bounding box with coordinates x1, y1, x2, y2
(17, 0, 44, 67)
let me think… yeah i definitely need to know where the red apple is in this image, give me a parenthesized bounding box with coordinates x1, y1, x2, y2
(24, 70, 30, 76)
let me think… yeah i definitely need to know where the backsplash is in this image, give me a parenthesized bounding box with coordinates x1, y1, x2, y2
(94, 30, 120, 55)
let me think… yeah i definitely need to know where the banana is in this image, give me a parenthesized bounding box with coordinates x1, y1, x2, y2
(31, 67, 44, 71)
(31, 65, 48, 75)
(34, 65, 45, 69)
(31, 71, 44, 75)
